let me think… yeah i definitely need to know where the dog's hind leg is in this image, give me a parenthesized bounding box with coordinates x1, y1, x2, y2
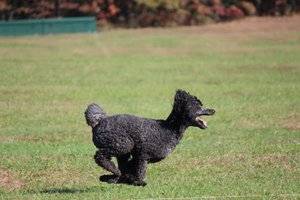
(124, 157, 147, 186)
(117, 153, 131, 174)
(133, 159, 147, 186)
(94, 149, 121, 183)
(117, 153, 136, 184)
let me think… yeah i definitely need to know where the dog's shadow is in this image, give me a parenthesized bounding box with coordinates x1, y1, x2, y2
(39, 186, 100, 194)
(41, 188, 90, 194)
(38, 175, 132, 194)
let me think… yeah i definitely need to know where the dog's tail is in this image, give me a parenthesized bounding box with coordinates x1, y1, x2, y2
(84, 103, 107, 128)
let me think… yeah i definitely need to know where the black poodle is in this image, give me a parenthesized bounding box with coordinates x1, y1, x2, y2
(85, 89, 215, 186)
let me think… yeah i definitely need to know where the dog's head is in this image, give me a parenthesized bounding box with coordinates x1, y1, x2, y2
(173, 89, 215, 129)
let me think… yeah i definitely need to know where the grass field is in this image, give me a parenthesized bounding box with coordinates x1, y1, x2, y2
(0, 16, 299, 199)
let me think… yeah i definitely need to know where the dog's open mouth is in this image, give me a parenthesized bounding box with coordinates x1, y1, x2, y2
(195, 116, 208, 129)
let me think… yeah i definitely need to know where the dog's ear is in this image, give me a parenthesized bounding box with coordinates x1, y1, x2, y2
(175, 89, 189, 102)
(176, 89, 203, 106)
(192, 95, 203, 106)
(173, 89, 189, 112)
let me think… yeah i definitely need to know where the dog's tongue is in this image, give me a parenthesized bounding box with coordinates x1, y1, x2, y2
(196, 116, 207, 127)
(202, 120, 207, 127)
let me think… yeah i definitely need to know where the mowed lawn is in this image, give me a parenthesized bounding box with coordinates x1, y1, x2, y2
(0, 16, 299, 199)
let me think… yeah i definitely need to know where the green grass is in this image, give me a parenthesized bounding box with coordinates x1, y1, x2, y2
(0, 19, 300, 199)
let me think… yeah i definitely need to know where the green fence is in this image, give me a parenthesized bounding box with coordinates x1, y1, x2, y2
(0, 17, 97, 36)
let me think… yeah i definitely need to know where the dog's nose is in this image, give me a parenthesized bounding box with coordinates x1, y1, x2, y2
(199, 108, 215, 116)
(208, 109, 215, 115)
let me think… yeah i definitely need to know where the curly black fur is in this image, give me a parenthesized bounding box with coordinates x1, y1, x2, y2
(85, 89, 215, 186)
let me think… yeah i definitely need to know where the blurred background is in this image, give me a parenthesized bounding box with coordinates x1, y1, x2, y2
(0, 0, 299, 28)
(0, 0, 299, 199)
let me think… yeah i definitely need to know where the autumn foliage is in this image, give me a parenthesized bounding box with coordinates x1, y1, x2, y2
(0, 0, 298, 27)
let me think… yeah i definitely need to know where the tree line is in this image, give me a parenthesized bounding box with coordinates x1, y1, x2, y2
(0, 0, 299, 27)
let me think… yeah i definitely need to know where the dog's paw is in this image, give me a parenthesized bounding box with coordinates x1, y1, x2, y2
(117, 174, 147, 186)
(117, 175, 130, 184)
(99, 174, 119, 184)
(132, 180, 147, 187)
